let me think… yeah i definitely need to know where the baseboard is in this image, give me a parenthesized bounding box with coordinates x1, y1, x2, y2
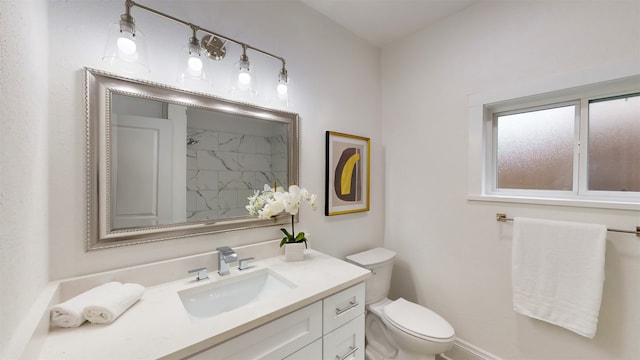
(442, 338, 504, 360)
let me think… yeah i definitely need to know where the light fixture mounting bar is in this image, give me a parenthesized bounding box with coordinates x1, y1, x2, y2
(126, 0, 286, 68)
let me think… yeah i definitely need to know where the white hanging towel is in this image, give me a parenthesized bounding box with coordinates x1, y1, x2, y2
(512, 217, 607, 338)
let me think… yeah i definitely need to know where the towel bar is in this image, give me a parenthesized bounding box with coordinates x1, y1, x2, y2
(496, 213, 640, 237)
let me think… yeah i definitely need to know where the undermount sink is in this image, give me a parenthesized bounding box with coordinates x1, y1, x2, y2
(178, 268, 296, 320)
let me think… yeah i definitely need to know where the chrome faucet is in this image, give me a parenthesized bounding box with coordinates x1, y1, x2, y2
(216, 246, 238, 276)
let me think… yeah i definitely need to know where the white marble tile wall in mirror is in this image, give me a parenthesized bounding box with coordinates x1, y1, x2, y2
(185, 126, 287, 220)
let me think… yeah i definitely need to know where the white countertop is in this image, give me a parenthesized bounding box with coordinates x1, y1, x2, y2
(37, 250, 370, 359)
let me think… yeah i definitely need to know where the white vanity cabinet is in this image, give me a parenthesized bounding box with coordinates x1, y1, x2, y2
(186, 302, 323, 360)
(283, 339, 322, 360)
(186, 282, 366, 360)
(323, 314, 365, 360)
(322, 282, 366, 360)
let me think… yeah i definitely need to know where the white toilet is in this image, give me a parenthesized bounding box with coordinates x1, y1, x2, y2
(346, 247, 455, 360)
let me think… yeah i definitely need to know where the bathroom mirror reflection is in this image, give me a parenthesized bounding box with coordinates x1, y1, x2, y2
(85, 68, 299, 250)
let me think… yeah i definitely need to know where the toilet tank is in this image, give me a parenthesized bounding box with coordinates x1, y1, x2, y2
(346, 247, 396, 304)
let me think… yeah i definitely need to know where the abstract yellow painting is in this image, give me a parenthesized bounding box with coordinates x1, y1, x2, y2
(325, 131, 370, 216)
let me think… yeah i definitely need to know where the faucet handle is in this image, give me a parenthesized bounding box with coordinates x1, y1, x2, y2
(238, 257, 255, 271)
(188, 267, 209, 281)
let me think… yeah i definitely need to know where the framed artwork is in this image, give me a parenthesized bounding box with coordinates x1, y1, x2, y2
(325, 131, 370, 216)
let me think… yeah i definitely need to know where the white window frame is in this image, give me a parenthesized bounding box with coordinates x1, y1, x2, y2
(489, 100, 581, 197)
(468, 61, 640, 210)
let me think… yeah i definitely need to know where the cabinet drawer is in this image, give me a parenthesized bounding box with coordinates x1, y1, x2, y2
(323, 314, 365, 360)
(187, 301, 322, 360)
(322, 283, 365, 334)
(284, 338, 322, 360)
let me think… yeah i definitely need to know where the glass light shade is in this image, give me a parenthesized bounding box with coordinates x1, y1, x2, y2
(238, 71, 252, 89)
(102, 21, 150, 74)
(277, 69, 289, 101)
(277, 80, 288, 100)
(270, 69, 290, 109)
(229, 58, 257, 100)
(177, 38, 210, 87)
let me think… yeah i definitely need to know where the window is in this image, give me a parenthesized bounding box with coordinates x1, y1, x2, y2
(495, 104, 576, 191)
(588, 94, 640, 192)
(475, 74, 640, 207)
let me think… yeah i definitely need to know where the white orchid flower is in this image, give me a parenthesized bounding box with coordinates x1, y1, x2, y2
(309, 193, 318, 210)
(248, 184, 318, 245)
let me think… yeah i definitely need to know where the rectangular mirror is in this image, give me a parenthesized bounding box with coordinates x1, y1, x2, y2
(85, 68, 299, 250)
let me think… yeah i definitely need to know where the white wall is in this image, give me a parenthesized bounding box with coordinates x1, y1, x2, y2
(0, 0, 50, 355)
(47, 0, 383, 279)
(382, 1, 640, 359)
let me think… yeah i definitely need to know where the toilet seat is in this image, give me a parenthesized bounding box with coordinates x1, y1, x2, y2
(382, 298, 455, 343)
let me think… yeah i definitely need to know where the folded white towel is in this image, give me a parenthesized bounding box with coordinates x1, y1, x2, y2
(50, 282, 122, 328)
(512, 217, 607, 338)
(83, 283, 145, 324)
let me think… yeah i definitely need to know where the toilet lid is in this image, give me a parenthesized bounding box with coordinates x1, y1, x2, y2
(382, 298, 455, 341)
(346, 247, 396, 267)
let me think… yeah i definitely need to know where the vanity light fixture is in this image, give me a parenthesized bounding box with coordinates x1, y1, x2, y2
(102, 2, 150, 74)
(230, 45, 256, 99)
(103, 0, 291, 106)
(177, 26, 209, 86)
(277, 66, 289, 101)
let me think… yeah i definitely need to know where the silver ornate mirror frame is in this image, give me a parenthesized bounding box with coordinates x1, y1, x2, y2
(85, 68, 299, 250)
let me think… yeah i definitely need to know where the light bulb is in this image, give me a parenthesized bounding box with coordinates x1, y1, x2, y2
(277, 83, 288, 99)
(188, 57, 202, 71)
(117, 36, 136, 55)
(187, 56, 203, 76)
(238, 72, 251, 89)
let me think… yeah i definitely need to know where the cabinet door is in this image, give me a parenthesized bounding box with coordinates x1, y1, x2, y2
(323, 314, 365, 360)
(187, 302, 322, 360)
(323, 283, 365, 334)
(284, 338, 322, 360)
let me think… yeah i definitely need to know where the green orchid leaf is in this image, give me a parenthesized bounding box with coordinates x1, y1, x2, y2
(280, 228, 292, 238)
(294, 232, 306, 241)
(279, 237, 288, 247)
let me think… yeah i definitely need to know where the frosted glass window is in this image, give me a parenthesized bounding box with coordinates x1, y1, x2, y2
(481, 75, 640, 205)
(588, 94, 640, 191)
(496, 105, 575, 190)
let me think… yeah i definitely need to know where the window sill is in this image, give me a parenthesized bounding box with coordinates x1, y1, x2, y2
(467, 194, 640, 211)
